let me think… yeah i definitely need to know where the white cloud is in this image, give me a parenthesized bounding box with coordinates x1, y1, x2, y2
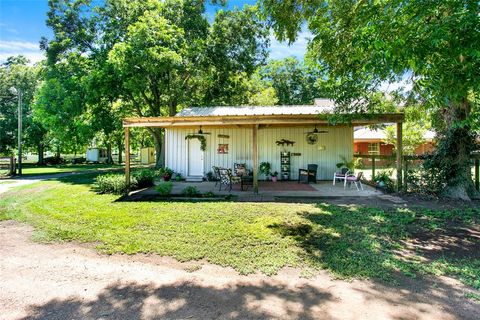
(268, 30, 311, 60)
(0, 40, 45, 63)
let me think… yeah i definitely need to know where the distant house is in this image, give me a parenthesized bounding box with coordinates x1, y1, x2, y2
(354, 127, 436, 157)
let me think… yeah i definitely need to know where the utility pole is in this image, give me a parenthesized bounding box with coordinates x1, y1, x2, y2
(17, 88, 22, 175)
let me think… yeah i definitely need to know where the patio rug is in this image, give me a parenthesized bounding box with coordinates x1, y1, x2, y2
(256, 181, 317, 192)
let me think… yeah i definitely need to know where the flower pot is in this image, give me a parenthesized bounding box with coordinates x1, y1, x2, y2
(272, 176, 278, 182)
(176, 176, 181, 182)
(163, 175, 171, 182)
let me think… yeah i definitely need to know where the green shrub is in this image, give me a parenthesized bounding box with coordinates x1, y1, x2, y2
(182, 186, 200, 197)
(374, 170, 394, 192)
(133, 169, 156, 188)
(156, 181, 173, 196)
(95, 174, 137, 195)
(203, 191, 215, 198)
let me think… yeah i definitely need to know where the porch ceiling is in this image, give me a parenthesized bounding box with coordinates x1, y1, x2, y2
(123, 113, 405, 128)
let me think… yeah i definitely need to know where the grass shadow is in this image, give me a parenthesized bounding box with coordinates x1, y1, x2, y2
(269, 203, 480, 283)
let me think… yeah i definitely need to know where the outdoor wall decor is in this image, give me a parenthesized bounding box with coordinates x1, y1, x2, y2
(217, 134, 230, 139)
(275, 139, 295, 146)
(185, 134, 207, 151)
(306, 133, 319, 145)
(217, 144, 229, 154)
(291, 152, 301, 156)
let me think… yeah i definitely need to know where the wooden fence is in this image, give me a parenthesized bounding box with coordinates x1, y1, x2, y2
(354, 154, 480, 191)
(0, 156, 16, 176)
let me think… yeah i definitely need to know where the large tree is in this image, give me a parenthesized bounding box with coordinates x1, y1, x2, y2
(0, 56, 46, 161)
(42, 0, 269, 167)
(35, 53, 93, 156)
(262, 0, 480, 200)
(256, 57, 323, 105)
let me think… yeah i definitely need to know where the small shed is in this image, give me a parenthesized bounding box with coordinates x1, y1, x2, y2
(86, 148, 107, 163)
(140, 147, 155, 164)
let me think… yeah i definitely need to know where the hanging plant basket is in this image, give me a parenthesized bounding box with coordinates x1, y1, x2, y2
(185, 134, 207, 151)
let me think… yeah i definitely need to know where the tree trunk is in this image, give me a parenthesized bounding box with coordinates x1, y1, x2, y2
(148, 127, 164, 169)
(55, 146, 60, 159)
(106, 143, 113, 164)
(438, 100, 479, 201)
(117, 138, 123, 164)
(37, 143, 44, 165)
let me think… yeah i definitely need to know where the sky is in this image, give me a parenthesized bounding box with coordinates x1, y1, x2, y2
(0, 0, 308, 64)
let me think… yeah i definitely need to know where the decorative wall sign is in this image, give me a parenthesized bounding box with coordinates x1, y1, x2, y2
(217, 134, 230, 139)
(291, 152, 302, 156)
(275, 139, 295, 146)
(217, 144, 229, 154)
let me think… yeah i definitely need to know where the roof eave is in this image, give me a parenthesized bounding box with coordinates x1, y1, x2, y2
(123, 113, 405, 128)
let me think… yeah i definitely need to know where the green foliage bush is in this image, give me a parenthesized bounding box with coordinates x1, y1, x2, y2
(203, 191, 215, 198)
(182, 186, 200, 197)
(133, 169, 156, 188)
(406, 126, 479, 196)
(156, 181, 173, 196)
(374, 170, 394, 192)
(95, 174, 136, 195)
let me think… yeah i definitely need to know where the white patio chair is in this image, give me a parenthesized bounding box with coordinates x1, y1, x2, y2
(344, 172, 364, 190)
(333, 168, 350, 185)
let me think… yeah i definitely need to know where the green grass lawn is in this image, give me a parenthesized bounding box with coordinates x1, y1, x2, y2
(0, 173, 479, 296)
(15, 163, 122, 177)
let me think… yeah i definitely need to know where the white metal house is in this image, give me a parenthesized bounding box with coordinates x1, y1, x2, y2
(123, 99, 405, 192)
(164, 106, 354, 181)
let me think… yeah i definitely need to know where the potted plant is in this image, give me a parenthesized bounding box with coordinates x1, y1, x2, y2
(374, 170, 393, 192)
(259, 162, 271, 180)
(271, 171, 279, 182)
(336, 155, 362, 173)
(162, 167, 174, 181)
(175, 172, 182, 182)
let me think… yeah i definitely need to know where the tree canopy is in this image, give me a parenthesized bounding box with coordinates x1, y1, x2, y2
(262, 0, 480, 199)
(256, 57, 323, 105)
(40, 0, 270, 166)
(0, 56, 43, 156)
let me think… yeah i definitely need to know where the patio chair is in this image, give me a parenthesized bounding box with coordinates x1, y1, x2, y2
(298, 164, 318, 184)
(212, 166, 221, 188)
(218, 168, 241, 192)
(344, 171, 364, 190)
(233, 163, 247, 177)
(333, 168, 350, 186)
(234, 163, 254, 191)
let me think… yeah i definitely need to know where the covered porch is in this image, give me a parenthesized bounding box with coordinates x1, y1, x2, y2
(123, 104, 405, 193)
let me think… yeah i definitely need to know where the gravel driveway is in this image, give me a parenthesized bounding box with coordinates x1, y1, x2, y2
(0, 220, 478, 320)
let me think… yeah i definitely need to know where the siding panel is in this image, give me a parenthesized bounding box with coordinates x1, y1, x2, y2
(165, 126, 353, 180)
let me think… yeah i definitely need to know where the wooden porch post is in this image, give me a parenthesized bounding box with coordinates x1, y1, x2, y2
(125, 127, 131, 191)
(371, 155, 376, 180)
(396, 122, 403, 191)
(252, 124, 259, 193)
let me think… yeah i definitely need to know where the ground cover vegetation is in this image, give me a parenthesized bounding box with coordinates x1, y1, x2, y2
(0, 174, 478, 301)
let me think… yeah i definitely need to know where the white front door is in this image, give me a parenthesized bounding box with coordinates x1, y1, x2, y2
(188, 138, 204, 177)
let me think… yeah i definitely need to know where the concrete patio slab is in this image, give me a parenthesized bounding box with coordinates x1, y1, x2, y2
(132, 180, 383, 202)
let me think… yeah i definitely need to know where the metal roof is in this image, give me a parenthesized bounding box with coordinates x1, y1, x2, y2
(354, 127, 435, 141)
(176, 104, 335, 117)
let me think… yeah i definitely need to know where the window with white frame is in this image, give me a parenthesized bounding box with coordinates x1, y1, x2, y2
(368, 142, 380, 155)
